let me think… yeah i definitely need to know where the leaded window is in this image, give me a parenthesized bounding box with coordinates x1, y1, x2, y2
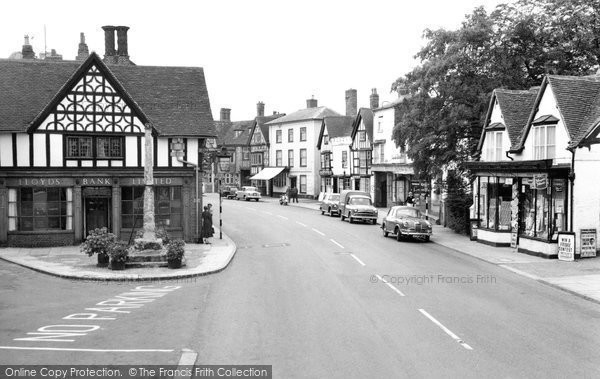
(67, 136, 93, 158)
(97, 137, 123, 158)
(9, 188, 73, 231)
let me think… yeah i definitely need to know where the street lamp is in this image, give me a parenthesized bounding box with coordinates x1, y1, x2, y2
(170, 137, 202, 243)
(216, 148, 232, 240)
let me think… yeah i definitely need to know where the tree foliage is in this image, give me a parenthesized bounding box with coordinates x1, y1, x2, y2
(392, 0, 600, 180)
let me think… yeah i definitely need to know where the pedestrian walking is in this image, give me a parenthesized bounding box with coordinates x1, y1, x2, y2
(201, 205, 213, 244)
(405, 191, 415, 206)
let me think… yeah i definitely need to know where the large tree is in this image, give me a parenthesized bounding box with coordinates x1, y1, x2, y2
(392, 0, 600, 180)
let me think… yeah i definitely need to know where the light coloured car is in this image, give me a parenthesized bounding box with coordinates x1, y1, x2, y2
(319, 193, 340, 216)
(235, 186, 261, 201)
(381, 206, 432, 241)
(339, 190, 378, 224)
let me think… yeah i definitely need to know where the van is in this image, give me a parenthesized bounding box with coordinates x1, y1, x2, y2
(339, 190, 378, 224)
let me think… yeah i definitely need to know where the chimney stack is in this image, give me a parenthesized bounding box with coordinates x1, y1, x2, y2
(306, 97, 318, 108)
(370, 88, 379, 109)
(115, 26, 130, 64)
(102, 26, 116, 63)
(257, 102, 265, 117)
(76, 32, 90, 61)
(345, 89, 357, 116)
(21, 35, 35, 59)
(220, 108, 231, 122)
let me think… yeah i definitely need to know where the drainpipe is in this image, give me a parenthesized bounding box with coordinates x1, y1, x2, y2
(505, 151, 514, 161)
(568, 148, 575, 232)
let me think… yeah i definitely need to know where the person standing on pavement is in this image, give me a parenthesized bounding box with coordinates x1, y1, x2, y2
(405, 191, 415, 206)
(201, 205, 213, 244)
(291, 186, 299, 203)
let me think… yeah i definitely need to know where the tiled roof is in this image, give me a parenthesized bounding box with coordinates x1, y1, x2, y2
(218, 120, 254, 146)
(0, 53, 215, 137)
(495, 88, 538, 150)
(264, 106, 340, 125)
(323, 116, 354, 138)
(255, 114, 284, 145)
(351, 107, 374, 142)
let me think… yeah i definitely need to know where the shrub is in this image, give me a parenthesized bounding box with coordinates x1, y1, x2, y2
(80, 228, 117, 256)
(108, 241, 130, 263)
(165, 240, 185, 261)
(445, 170, 473, 235)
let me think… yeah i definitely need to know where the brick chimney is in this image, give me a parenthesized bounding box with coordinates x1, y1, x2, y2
(370, 88, 379, 109)
(257, 102, 265, 117)
(21, 35, 35, 59)
(220, 108, 231, 122)
(345, 89, 357, 116)
(76, 32, 90, 61)
(102, 26, 116, 63)
(306, 97, 318, 108)
(115, 26, 130, 64)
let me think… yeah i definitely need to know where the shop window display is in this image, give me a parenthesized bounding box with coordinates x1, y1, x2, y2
(8, 188, 73, 231)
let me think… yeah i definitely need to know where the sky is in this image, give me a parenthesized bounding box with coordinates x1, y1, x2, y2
(1, 0, 510, 122)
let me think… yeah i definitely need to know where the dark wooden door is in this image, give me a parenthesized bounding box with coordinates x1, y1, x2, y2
(85, 198, 110, 235)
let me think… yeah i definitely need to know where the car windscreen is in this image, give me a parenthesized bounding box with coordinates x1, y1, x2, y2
(246, 187, 257, 191)
(330, 195, 340, 201)
(396, 208, 420, 218)
(349, 197, 371, 205)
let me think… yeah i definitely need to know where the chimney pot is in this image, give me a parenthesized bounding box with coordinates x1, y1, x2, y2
(257, 101, 265, 117)
(21, 34, 35, 59)
(76, 32, 90, 61)
(220, 108, 231, 122)
(115, 26, 130, 62)
(306, 98, 318, 108)
(345, 89, 357, 117)
(370, 88, 380, 109)
(102, 26, 116, 62)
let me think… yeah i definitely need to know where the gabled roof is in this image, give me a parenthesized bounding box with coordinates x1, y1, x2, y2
(351, 107, 374, 142)
(477, 88, 538, 153)
(513, 75, 600, 151)
(0, 52, 215, 137)
(249, 113, 285, 145)
(317, 116, 354, 149)
(264, 106, 340, 125)
(219, 120, 254, 146)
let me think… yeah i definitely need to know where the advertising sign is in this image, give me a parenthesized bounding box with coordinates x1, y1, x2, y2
(557, 232, 576, 262)
(580, 229, 597, 258)
(533, 174, 548, 190)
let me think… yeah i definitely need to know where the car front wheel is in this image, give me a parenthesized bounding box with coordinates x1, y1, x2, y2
(349, 213, 354, 223)
(396, 227, 403, 242)
(382, 224, 389, 237)
(321, 208, 325, 215)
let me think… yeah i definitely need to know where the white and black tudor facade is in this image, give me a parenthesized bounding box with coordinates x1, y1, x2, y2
(0, 47, 215, 246)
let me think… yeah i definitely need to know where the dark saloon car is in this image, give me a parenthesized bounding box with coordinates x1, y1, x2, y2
(221, 186, 239, 199)
(381, 206, 432, 241)
(319, 193, 340, 216)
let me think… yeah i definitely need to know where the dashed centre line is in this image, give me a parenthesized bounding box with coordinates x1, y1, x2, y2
(349, 253, 366, 266)
(262, 211, 273, 215)
(330, 239, 344, 249)
(312, 228, 325, 236)
(277, 215, 289, 220)
(296, 221, 307, 227)
(375, 275, 406, 296)
(418, 309, 473, 350)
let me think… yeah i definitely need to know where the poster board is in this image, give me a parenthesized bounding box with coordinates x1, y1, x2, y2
(557, 232, 576, 262)
(580, 229, 597, 258)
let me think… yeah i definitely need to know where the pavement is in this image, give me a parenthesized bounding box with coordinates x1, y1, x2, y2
(0, 193, 236, 281)
(275, 196, 600, 305)
(1, 193, 599, 304)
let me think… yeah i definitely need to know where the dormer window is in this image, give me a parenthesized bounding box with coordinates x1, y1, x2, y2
(533, 124, 556, 160)
(234, 130, 242, 138)
(485, 131, 503, 161)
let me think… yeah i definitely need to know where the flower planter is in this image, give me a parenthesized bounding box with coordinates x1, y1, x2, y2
(97, 252, 110, 267)
(110, 260, 126, 270)
(167, 259, 182, 269)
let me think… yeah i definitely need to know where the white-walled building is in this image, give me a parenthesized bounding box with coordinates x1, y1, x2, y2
(264, 99, 340, 198)
(467, 76, 600, 259)
(316, 116, 354, 193)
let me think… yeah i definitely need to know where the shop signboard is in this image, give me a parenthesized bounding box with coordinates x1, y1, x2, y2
(557, 232, 576, 262)
(580, 229, 597, 258)
(533, 174, 548, 189)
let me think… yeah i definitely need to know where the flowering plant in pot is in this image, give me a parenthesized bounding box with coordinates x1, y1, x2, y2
(165, 240, 185, 269)
(79, 227, 116, 267)
(108, 241, 130, 270)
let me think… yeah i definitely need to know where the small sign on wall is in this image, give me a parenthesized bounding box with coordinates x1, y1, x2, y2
(557, 232, 576, 262)
(580, 229, 597, 258)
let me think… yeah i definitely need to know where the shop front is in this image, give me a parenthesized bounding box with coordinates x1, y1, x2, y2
(468, 160, 570, 258)
(1, 172, 196, 247)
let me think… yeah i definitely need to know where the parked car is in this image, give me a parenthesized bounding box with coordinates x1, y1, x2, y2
(235, 186, 261, 201)
(221, 186, 239, 199)
(339, 190, 378, 224)
(319, 193, 340, 216)
(381, 206, 432, 241)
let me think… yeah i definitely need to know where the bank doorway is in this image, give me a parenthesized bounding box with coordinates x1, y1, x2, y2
(83, 187, 112, 236)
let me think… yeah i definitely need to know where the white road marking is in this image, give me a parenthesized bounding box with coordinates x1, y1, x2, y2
(418, 309, 473, 350)
(330, 239, 344, 249)
(375, 275, 406, 296)
(349, 253, 366, 266)
(0, 346, 174, 352)
(263, 211, 273, 215)
(296, 221, 307, 227)
(312, 228, 325, 236)
(277, 215, 289, 220)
